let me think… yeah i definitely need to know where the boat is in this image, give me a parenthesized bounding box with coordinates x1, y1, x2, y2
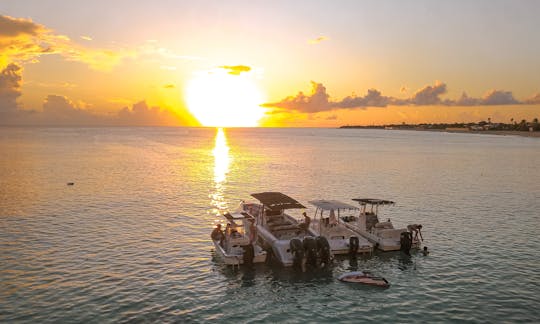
(308, 200, 373, 255)
(211, 211, 267, 266)
(338, 271, 390, 288)
(341, 198, 421, 252)
(241, 192, 330, 268)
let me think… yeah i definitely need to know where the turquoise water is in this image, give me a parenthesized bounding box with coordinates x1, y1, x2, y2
(1, 127, 539, 323)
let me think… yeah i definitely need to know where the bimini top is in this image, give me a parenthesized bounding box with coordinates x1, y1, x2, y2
(251, 192, 306, 211)
(352, 198, 395, 206)
(309, 200, 358, 211)
(223, 211, 254, 221)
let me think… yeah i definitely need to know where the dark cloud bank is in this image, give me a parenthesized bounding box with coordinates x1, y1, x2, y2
(264, 81, 540, 113)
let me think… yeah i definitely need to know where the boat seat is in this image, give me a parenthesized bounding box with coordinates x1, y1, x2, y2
(272, 224, 300, 231)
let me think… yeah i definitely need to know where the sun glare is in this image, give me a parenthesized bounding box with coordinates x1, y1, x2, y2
(185, 70, 266, 127)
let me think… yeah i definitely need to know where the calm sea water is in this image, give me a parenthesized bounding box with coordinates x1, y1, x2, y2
(1, 127, 539, 323)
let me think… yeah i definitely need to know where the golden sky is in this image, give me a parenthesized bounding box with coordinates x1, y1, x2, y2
(1, 1, 539, 127)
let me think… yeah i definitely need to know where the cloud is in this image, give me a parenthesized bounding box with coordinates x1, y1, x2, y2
(409, 81, 447, 105)
(264, 81, 536, 113)
(0, 89, 187, 126)
(525, 93, 540, 105)
(219, 65, 251, 75)
(337, 89, 391, 108)
(262, 81, 331, 113)
(163, 84, 175, 89)
(481, 90, 519, 105)
(0, 14, 133, 70)
(0, 15, 44, 37)
(308, 36, 329, 45)
(0, 63, 22, 112)
(116, 101, 180, 126)
(80, 35, 92, 41)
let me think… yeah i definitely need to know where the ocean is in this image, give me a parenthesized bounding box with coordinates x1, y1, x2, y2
(1, 127, 539, 323)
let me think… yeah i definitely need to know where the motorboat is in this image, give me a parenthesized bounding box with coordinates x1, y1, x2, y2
(341, 198, 421, 252)
(338, 271, 390, 288)
(211, 211, 267, 266)
(241, 192, 330, 268)
(308, 200, 373, 255)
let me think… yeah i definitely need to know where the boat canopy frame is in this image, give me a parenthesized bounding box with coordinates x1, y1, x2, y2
(250, 192, 306, 211)
(309, 200, 358, 211)
(352, 198, 395, 215)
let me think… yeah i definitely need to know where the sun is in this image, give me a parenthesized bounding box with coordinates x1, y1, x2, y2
(185, 70, 266, 127)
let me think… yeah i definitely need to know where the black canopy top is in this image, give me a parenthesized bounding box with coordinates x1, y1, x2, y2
(352, 198, 395, 206)
(251, 192, 306, 210)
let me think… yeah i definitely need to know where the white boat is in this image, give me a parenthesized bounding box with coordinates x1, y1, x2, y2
(341, 198, 420, 252)
(308, 200, 373, 255)
(212, 211, 267, 265)
(241, 192, 328, 268)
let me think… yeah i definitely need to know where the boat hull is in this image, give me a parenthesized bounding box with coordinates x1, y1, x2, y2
(213, 240, 267, 265)
(342, 221, 420, 252)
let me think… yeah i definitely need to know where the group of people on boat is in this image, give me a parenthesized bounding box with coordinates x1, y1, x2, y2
(211, 219, 258, 247)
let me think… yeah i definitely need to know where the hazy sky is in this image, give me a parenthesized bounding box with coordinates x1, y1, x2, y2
(1, 0, 539, 126)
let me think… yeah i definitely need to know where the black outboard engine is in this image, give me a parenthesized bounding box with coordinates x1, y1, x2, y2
(349, 236, 359, 256)
(303, 237, 318, 268)
(400, 232, 412, 256)
(243, 244, 255, 266)
(316, 236, 331, 267)
(290, 238, 304, 269)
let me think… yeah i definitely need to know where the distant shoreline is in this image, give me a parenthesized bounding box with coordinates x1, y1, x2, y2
(342, 127, 540, 138)
(405, 128, 540, 138)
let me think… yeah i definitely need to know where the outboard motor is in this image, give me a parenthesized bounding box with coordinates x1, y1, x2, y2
(243, 244, 255, 266)
(400, 232, 412, 256)
(349, 236, 359, 256)
(303, 237, 318, 268)
(316, 236, 331, 267)
(290, 238, 304, 269)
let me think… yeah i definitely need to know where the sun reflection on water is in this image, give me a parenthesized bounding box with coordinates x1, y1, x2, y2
(210, 128, 230, 215)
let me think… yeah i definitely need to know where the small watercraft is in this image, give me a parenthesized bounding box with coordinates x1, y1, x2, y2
(338, 271, 390, 288)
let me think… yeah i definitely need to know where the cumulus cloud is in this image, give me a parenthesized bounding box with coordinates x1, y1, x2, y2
(409, 81, 447, 105)
(481, 90, 519, 105)
(262, 81, 331, 113)
(0, 14, 133, 70)
(264, 81, 536, 113)
(0, 63, 22, 112)
(308, 36, 329, 45)
(524, 93, 540, 105)
(219, 65, 251, 75)
(0, 90, 185, 126)
(116, 101, 181, 126)
(337, 89, 391, 108)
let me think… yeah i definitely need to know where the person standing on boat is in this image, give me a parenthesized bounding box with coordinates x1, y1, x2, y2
(329, 209, 338, 227)
(248, 219, 257, 244)
(407, 224, 423, 242)
(299, 212, 311, 232)
(211, 224, 225, 245)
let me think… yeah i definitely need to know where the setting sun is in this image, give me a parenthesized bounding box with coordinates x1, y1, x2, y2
(185, 70, 266, 127)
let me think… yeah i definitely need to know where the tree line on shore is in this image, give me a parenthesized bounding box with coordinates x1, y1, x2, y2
(341, 118, 540, 132)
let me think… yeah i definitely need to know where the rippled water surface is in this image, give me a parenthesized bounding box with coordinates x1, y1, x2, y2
(1, 127, 539, 323)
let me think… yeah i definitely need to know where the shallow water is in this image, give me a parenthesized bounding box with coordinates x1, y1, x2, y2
(1, 127, 539, 323)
